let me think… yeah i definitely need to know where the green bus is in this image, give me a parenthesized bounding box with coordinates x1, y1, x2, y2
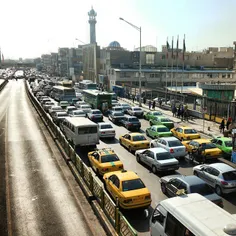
(83, 89, 112, 113)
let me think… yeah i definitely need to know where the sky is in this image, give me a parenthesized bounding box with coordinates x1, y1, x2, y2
(1, 0, 236, 59)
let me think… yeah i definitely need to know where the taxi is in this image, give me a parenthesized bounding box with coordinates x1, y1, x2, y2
(103, 170, 151, 210)
(119, 132, 150, 153)
(88, 148, 124, 176)
(182, 138, 222, 158)
(171, 126, 201, 140)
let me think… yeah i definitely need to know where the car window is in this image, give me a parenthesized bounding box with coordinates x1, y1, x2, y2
(211, 139, 217, 143)
(113, 176, 120, 188)
(114, 112, 123, 116)
(161, 118, 171, 122)
(216, 140, 223, 146)
(170, 179, 182, 188)
(223, 171, 236, 181)
(156, 152, 172, 160)
(122, 178, 146, 191)
(157, 127, 169, 132)
(148, 151, 154, 159)
(132, 135, 147, 141)
(225, 140, 232, 147)
(92, 152, 99, 160)
(161, 140, 167, 145)
(184, 129, 197, 134)
(211, 168, 220, 176)
(101, 154, 119, 163)
(152, 207, 165, 225)
(168, 140, 183, 147)
(190, 183, 214, 195)
(205, 143, 217, 149)
(124, 134, 130, 140)
(204, 167, 212, 174)
(130, 118, 139, 122)
(101, 124, 113, 129)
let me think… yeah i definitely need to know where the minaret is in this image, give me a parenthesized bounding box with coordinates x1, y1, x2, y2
(88, 7, 97, 44)
(234, 41, 236, 70)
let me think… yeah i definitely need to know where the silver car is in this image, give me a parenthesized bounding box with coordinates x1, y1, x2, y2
(127, 107, 144, 118)
(135, 147, 179, 174)
(43, 101, 55, 112)
(49, 106, 64, 116)
(87, 109, 103, 122)
(98, 122, 116, 139)
(69, 109, 86, 117)
(150, 137, 187, 159)
(193, 163, 236, 195)
(78, 104, 92, 114)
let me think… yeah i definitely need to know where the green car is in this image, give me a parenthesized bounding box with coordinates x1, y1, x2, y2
(211, 137, 232, 158)
(146, 125, 173, 139)
(143, 111, 163, 120)
(149, 116, 174, 129)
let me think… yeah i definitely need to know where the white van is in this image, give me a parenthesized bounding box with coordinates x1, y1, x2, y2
(150, 193, 236, 236)
(61, 117, 99, 147)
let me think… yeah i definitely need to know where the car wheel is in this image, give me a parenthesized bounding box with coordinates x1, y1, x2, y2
(161, 183, 167, 194)
(119, 139, 123, 146)
(152, 165, 157, 174)
(150, 122, 152, 126)
(136, 154, 141, 163)
(215, 185, 222, 196)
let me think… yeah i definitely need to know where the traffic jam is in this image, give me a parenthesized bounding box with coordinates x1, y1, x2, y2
(29, 74, 236, 234)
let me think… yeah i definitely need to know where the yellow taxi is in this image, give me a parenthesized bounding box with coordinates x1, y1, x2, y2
(119, 132, 150, 153)
(88, 148, 124, 176)
(103, 170, 151, 210)
(171, 126, 201, 140)
(182, 138, 222, 158)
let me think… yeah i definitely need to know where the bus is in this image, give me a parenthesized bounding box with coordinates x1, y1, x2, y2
(56, 80, 73, 88)
(83, 89, 112, 113)
(51, 86, 76, 102)
(75, 80, 97, 90)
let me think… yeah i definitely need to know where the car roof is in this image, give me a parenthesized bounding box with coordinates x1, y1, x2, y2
(124, 115, 137, 119)
(209, 163, 235, 172)
(98, 122, 112, 126)
(91, 109, 100, 112)
(214, 137, 231, 141)
(132, 106, 142, 109)
(112, 170, 139, 181)
(191, 139, 211, 143)
(177, 175, 205, 185)
(160, 137, 179, 141)
(149, 147, 169, 154)
(151, 125, 168, 128)
(129, 132, 144, 137)
(178, 126, 193, 129)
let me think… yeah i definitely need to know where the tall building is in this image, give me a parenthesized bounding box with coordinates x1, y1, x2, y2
(88, 7, 97, 44)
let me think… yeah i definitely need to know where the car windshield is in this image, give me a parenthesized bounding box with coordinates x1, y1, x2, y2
(134, 108, 142, 111)
(122, 104, 130, 108)
(184, 129, 197, 134)
(130, 118, 139, 122)
(74, 111, 84, 115)
(168, 140, 183, 147)
(133, 135, 147, 141)
(60, 102, 68, 105)
(101, 124, 113, 129)
(101, 154, 119, 163)
(161, 118, 171, 122)
(157, 127, 169, 132)
(58, 113, 68, 117)
(82, 105, 91, 108)
(190, 183, 214, 195)
(114, 112, 123, 116)
(205, 143, 216, 149)
(122, 178, 146, 192)
(156, 152, 172, 160)
(225, 141, 232, 147)
(114, 107, 123, 111)
(153, 112, 162, 116)
(223, 171, 236, 181)
(93, 110, 102, 114)
(52, 107, 62, 110)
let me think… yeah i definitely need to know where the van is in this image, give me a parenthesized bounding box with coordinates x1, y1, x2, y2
(150, 193, 236, 236)
(61, 117, 99, 147)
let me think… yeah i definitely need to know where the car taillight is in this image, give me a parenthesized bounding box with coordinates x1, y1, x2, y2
(101, 132, 105, 134)
(123, 199, 132, 204)
(128, 123, 132, 126)
(221, 181, 228, 185)
(170, 148, 174, 153)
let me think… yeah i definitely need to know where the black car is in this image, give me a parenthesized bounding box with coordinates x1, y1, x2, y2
(108, 111, 125, 124)
(120, 115, 141, 131)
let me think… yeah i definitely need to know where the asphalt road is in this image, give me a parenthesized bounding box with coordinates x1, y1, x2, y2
(0, 80, 106, 236)
(77, 115, 236, 236)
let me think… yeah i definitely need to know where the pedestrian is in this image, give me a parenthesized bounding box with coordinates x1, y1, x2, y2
(152, 100, 156, 110)
(220, 118, 225, 133)
(143, 96, 146, 105)
(159, 99, 162, 108)
(132, 95, 135, 103)
(227, 117, 232, 130)
(172, 105, 177, 117)
(181, 105, 184, 121)
(177, 105, 181, 118)
(149, 100, 152, 110)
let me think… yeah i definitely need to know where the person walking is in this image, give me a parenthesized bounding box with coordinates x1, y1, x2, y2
(143, 96, 146, 105)
(220, 118, 225, 133)
(132, 95, 135, 103)
(159, 99, 163, 108)
(172, 105, 177, 117)
(227, 117, 232, 130)
(152, 100, 156, 110)
(148, 100, 152, 110)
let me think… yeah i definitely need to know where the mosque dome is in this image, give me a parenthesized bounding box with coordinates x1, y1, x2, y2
(109, 41, 121, 48)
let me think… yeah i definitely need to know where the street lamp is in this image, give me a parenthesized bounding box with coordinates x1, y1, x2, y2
(119, 17, 142, 107)
(202, 94, 207, 133)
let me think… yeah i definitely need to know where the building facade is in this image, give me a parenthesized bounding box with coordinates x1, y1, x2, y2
(41, 54, 51, 73)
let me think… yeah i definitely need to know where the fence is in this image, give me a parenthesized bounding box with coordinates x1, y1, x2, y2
(25, 80, 137, 236)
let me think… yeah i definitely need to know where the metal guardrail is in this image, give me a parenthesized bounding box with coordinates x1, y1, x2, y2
(0, 79, 9, 92)
(25, 80, 137, 236)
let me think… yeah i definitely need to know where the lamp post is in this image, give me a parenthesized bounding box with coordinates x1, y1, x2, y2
(202, 94, 207, 133)
(119, 17, 142, 107)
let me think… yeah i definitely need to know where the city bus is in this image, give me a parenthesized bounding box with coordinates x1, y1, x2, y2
(83, 89, 112, 114)
(75, 80, 97, 90)
(51, 86, 76, 102)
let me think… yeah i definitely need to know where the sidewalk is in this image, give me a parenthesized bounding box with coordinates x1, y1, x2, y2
(119, 97, 222, 138)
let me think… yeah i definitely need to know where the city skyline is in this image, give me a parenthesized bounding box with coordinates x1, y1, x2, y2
(1, 0, 236, 59)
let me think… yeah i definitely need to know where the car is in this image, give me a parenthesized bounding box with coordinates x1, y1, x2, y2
(70, 97, 81, 106)
(182, 138, 222, 160)
(160, 175, 223, 208)
(119, 133, 150, 153)
(111, 100, 120, 107)
(108, 111, 125, 124)
(88, 148, 123, 176)
(193, 163, 236, 196)
(78, 104, 92, 114)
(59, 101, 70, 109)
(127, 107, 144, 118)
(49, 105, 64, 116)
(87, 109, 103, 122)
(143, 111, 163, 120)
(149, 116, 174, 129)
(120, 115, 141, 131)
(150, 137, 187, 159)
(41, 98, 51, 105)
(135, 147, 179, 174)
(211, 137, 232, 158)
(146, 125, 172, 139)
(103, 170, 151, 210)
(52, 111, 69, 125)
(108, 106, 124, 115)
(119, 103, 131, 114)
(171, 126, 201, 141)
(69, 109, 86, 117)
(43, 101, 56, 112)
(75, 101, 87, 108)
(66, 106, 77, 114)
(38, 96, 49, 103)
(98, 122, 116, 139)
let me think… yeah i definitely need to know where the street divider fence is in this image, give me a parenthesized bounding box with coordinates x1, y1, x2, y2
(25, 80, 137, 236)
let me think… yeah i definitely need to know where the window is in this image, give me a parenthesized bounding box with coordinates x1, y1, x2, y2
(101, 154, 119, 163)
(78, 126, 97, 134)
(165, 213, 186, 236)
(211, 168, 220, 176)
(223, 171, 236, 181)
(152, 207, 165, 225)
(113, 176, 120, 188)
(122, 178, 145, 191)
(170, 179, 182, 188)
(146, 54, 155, 64)
(216, 140, 223, 146)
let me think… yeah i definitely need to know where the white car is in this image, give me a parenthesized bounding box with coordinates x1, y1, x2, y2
(69, 110, 86, 117)
(98, 122, 116, 139)
(78, 104, 92, 114)
(49, 105, 64, 116)
(150, 137, 187, 159)
(75, 101, 86, 108)
(127, 107, 144, 118)
(66, 106, 77, 114)
(43, 101, 56, 112)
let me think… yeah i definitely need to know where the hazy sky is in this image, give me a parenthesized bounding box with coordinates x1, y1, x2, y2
(1, 0, 236, 59)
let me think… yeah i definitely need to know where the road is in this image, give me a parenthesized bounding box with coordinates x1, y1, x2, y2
(77, 114, 236, 235)
(0, 80, 106, 236)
